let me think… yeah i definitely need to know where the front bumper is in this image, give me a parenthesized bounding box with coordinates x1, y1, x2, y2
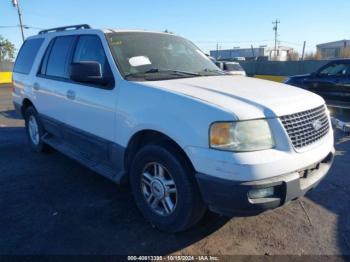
(196, 150, 335, 216)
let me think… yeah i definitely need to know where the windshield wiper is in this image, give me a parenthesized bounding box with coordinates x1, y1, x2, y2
(125, 68, 201, 80)
(144, 68, 201, 76)
(198, 68, 226, 75)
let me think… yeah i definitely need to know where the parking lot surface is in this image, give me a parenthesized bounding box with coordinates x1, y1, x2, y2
(1, 84, 350, 255)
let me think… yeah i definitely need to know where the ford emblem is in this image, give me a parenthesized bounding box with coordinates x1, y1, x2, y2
(312, 119, 323, 131)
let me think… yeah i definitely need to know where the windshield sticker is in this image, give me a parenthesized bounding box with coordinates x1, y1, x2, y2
(129, 56, 152, 67)
(111, 40, 123, 46)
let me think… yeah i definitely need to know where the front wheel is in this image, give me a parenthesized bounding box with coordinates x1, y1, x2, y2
(130, 144, 206, 232)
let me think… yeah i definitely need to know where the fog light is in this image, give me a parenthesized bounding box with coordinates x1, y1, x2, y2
(248, 187, 275, 199)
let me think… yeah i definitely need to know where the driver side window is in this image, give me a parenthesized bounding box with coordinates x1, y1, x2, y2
(73, 35, 114, 87)
(319, 63, 349, 77)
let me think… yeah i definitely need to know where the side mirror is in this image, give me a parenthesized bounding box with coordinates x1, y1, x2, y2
(70, 62, 106, 84)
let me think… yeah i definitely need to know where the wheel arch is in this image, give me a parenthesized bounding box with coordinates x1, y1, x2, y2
(21, 98, 36, 117)
(124, 129, 195, 174)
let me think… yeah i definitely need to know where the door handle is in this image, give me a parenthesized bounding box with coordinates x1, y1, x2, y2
(33, 82, 40, 91)
(66, 90, 76, 100)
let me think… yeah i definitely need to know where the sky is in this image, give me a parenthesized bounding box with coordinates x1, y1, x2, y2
(1, 0, 349, 55)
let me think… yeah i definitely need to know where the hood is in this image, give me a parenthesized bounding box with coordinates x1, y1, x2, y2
(141, 75, 325, 120)
(289, 74, 311, 80)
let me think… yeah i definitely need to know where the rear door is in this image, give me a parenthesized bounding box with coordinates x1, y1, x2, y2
(335, 64, 350, 105)
(35, 35, 77, 128)
(12, 38, 45, 108)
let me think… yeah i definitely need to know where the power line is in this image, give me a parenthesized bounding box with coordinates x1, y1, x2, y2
(0, 25, 44, 30)
(23, 26, 45, 30)
(0, 25, 18, 28)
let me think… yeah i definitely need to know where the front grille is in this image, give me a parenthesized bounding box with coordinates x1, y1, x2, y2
(280, 105, 330, 149)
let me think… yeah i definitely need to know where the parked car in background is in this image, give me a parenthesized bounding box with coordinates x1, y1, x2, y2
(285, 59, 350, 108)
(215, 61, 246, 76)
(13, 25, 334, 232)
(218, 57, 246, 62)
(206, 54, 216, 63)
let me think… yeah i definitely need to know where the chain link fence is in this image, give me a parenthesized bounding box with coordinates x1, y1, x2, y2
(0, 61, 14, 72)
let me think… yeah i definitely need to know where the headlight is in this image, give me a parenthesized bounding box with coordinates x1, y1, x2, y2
(210, 120, 275, 152)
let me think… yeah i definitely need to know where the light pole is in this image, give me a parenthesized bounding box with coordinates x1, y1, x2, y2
(12, 0, 25, 42)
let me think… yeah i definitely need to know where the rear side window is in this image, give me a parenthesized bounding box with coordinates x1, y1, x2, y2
(45, 36, 76, 79)
(13, 38, 44, 74)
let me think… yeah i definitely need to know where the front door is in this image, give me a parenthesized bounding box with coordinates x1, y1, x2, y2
(305, 62, 350, 104)
(62, 34, 117, 160)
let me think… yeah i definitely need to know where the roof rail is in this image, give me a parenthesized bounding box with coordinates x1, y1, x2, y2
(38, 24, 91, 35)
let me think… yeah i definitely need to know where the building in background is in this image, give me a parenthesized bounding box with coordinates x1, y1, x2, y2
(316, 40, 350, 59)
(210, 45, 294, 61)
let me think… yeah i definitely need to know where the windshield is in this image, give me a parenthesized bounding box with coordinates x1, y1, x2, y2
(106, 32, 223, 81)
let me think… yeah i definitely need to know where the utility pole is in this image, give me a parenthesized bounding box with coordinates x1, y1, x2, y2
(272, 19, 280, 56)
(216, 42, 219, 60)
(301, 41, 306, 61)
(12, 0, 25, 42)
(251, 45, 255, 59)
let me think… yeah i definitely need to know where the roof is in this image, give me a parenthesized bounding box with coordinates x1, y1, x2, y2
(317, 40, 350, 48)
(102, 29, 173, 36)
(326, 58, 350, 63)
(27, 25, 176, 41)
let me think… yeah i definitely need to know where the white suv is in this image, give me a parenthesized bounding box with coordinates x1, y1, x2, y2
(12, 25, 335, 232)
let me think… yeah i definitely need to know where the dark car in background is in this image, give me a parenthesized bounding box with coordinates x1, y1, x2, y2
(285, 59, 350, 108)
(215, 61, 246, 76)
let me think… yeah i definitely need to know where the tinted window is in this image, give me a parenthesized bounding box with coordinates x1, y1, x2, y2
(14, 38, 44, 74)
(73, 35, 107, 67)
(73, 35, 113, 86)
(319, 63, 350, 77)
(46, 36, 76, 78)
(39, 40, 54, 75)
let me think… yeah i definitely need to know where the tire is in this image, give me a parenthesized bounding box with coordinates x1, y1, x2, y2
(24, 106, 49, 153)
(130, 144, 206, 232)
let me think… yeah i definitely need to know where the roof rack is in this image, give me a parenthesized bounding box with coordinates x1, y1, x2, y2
(38, 24, 91, 35)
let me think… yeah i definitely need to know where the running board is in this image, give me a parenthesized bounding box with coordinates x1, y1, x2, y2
(42, 134, 125, 184)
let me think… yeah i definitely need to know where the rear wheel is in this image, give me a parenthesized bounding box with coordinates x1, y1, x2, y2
(130, 144, 206, 232)
(24, 106, 49, 153)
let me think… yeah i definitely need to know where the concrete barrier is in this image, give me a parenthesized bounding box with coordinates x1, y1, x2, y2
(240, 60, 330, 77)
(0, 72, 12, 84)
(0, 62, 14, 84)
(254, 75, 286, 83)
